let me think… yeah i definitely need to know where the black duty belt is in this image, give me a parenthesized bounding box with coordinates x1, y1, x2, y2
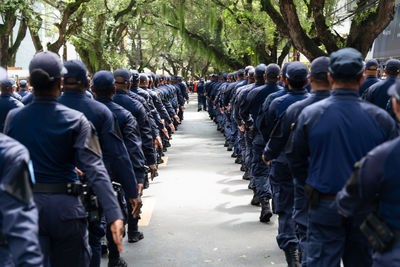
(33, 182, 83, 196)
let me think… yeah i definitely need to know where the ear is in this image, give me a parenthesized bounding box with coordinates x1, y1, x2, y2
(327, 73, 334, 86)
(358, 75, 365, 87)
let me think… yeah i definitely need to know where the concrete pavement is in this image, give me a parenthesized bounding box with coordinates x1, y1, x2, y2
(101, 95, 286, 267)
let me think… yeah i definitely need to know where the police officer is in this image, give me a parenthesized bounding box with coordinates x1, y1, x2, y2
(337, 79, 400, 267)
(0, 67, 42, 267)
(359, 59, 380, 97)
(363, 59, 400, 109)
(4, 52, 125, 267)
(241, 64, 280, 221)
(267, 57, 331, 266)
(58, 60, 140, 267)
(197, 79, 206, 111)
(0, 78, 23, 131)
(262, 62, 309, 266)
(287, 48, 397, 267)
(92, 70, 144, 266)
(17, 80, 30, 98)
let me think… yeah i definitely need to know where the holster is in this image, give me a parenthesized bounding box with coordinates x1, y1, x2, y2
(360, 213, 395, 253)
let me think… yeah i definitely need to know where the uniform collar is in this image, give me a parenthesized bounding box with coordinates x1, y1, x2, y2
(289, 88, 307, 95)
(96, 96, 112, 102)
(33, 95, 58, 103)
(116, 89, 128, 95)
(62, 91, 86, 98)
(311, 90, 331, 96)
(331, 89, 359, 97)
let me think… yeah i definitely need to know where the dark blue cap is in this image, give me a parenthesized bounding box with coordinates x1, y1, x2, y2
(139, 73, 148, 83)
(329, 48, 363, 79)
(2, 78, 14, 89)
(131, 70, 139, 81)
(266, 64, 280, 76)
(92, 70, 115, 91)
(114, 69, 131, 84)
(286, 62, 308, 82)
(19, 80, 28, 87)
(29, 51, 67, 79)
(385, 59, 400, 72)
(281, 62, 290, 78)
(64, 60, 88, 85)
(365, 59, 379, 70)
(255, 64, 267, 77)
(8, 78, 16, 87)
(388, 79, 400, 99)
(245, 66, 254, 75)
(311, 56, 330, 79)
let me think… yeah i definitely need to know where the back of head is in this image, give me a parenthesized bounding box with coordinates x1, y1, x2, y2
(255, 64, 267, 81)
(114, 69, 131, 87)
(265, 64, 280, 82)
(385, 59, 400, 77)
(63, 60, 89, 91)
(139, 73, 148, 85)
(310, 56, 330, 88)
(329, 48, 364, 84)
(92, 70, 115, 96)
(286, 61, 308, 89)
(29, 51, 66, 94)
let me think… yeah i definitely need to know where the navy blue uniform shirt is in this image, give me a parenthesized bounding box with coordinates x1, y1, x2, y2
(359, 76, 379, 96)
(364, 76, 397, 110)
(4, 96, 122, 223)
(0, 94, 23, 131)
(58, 91, 138, 199)
(288, 89, 398, 194)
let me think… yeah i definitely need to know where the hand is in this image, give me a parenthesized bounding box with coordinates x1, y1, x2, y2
(149, 164, 157, 181)
(180, 106, 184, 111)
(137, 183, 144, 196)
(238, 125, 245, 132)
(262, 154, 270, 166)
(161, 119, 165, 125)
(219, 108, 224, 114)
(168, 123, 175, 133)
(173, 115, 180, 124)
(110, 219, 124, 253)
(129, 197, 142, 218)
(225, 105, 231, 111)
(75, 167, 83, 177)
(338, 209, 348, 218)
(186, 99, 189, 104)
(161, 127, 169, 139)
(154, 136, 163, 150)
(204, 93, 207, 96)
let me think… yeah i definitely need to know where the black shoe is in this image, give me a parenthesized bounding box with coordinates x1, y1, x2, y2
(284, 248, 301, 267)
(259, 197, 273, 223)
(227, 143, 233, 151)
(231, 152, 237, 158)
(198, 108, 201, 112)
(235, 157, 242, 164)
(166, 141, 171, 147)
(108, 257, 128, 267)
(128, 231, 144, 243)
(162, 147, 167, 152)
(240, 165, 246, 172)
(242, 171, 250, 180)
(143, 176, 149, 189)
(251, 191, 260, 206)
(248, 180, 255, 190)
(224, 140, 229, 147)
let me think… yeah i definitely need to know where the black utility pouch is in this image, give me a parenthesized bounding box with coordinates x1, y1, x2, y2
(360, 213, 395, 252)
(304, 184, 320, 209)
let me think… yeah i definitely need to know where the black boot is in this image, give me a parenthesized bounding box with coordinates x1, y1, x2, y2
(242, 170, 250, 180)
(108, 257, 128, 267)
(198, 108, 201, 112)
(250, 190, 260, 206)
(240, 164, 246, 172)
(224, 140, 229, 147)
(259, 197, 273, 223)
(235, 156, 242, 164)
(143, 175, 149, 189)
(227, 143, 233, 151)
(128, 231, 144, 243)
(284, 248, 301, 267)
(231, 152, 237, 158)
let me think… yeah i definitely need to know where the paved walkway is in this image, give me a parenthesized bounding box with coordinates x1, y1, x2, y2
(101, 95, 285, 267)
